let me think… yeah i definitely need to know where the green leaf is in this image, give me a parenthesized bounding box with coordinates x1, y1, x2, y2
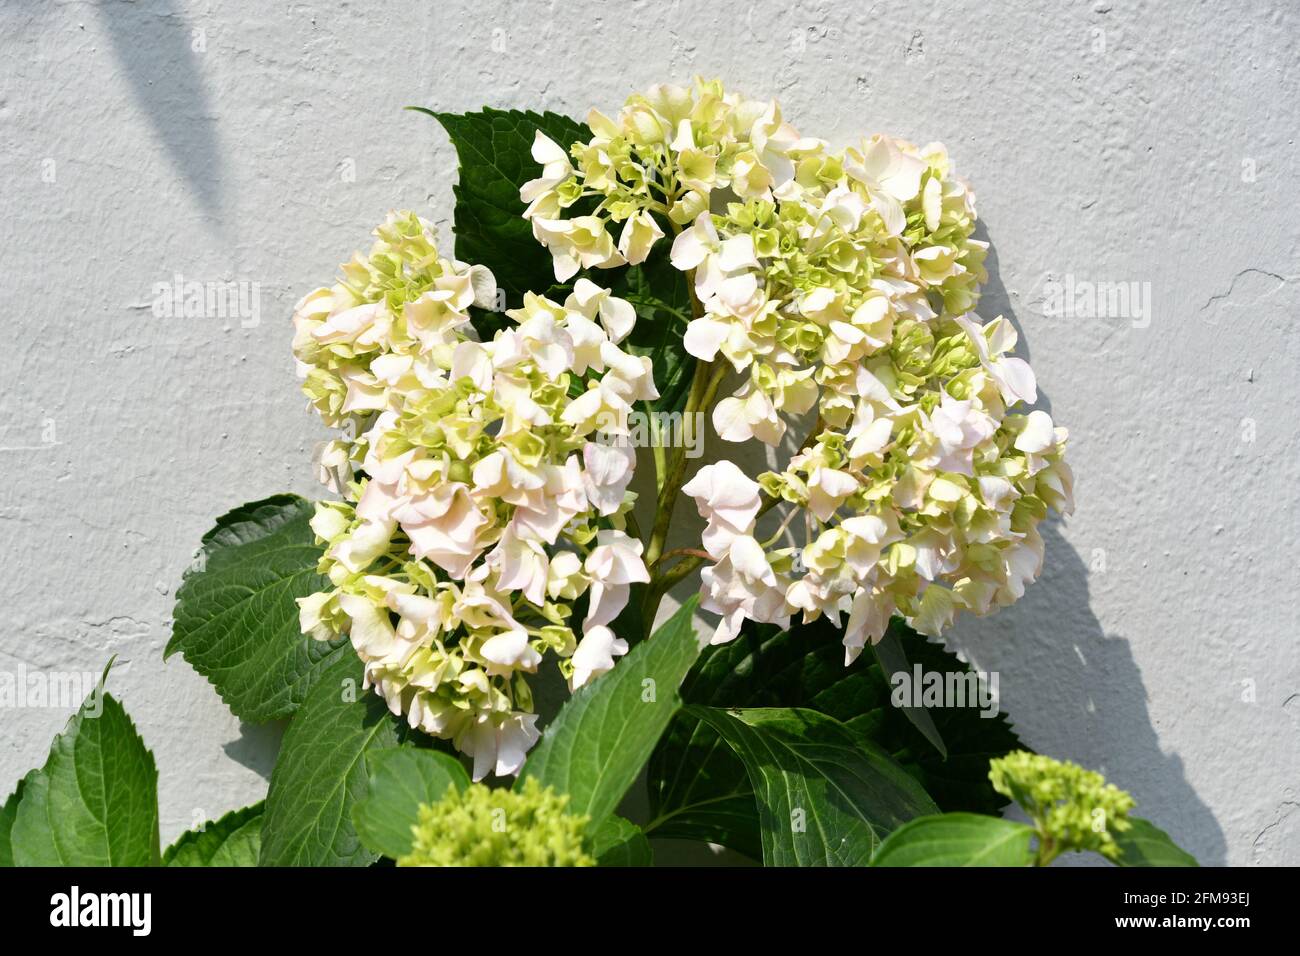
(869, 812, 1036, 867)
(608, 581, 651, 650)
(352, 747, 470, 861)
(649, 615, 1020, 853)
(166, 494, 347, 723)
(518, 596, 702, 827)
(163, 803, 263, 866)
(11, 691, 160, 866)
(259, 654, 401, 866)
(689, 706, 938, 866)
(424, 107, 588, 308)
(0, 777, 29, 866)
(871, 626, 946, 758)
(1113, 817, 1199, 867)
(645, 715, 762, 859)
(589, 815, 653, 867)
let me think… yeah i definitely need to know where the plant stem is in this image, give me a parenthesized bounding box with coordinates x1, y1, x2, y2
(640, 553, 705, 635)
(1033, 828, 1058, 866)
(656, 547, 712, 565)
(644, 354, 713, 568)
(624, 509, 642, 544)
(639, 245, 719, 632)
(647, 403, 667, 497)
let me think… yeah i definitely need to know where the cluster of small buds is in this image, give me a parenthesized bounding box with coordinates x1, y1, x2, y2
(989, 751, 1136, 862)
(399, 778, 594, 867)
(526, 80, 1071, 661)
(291, 213, 656, 778)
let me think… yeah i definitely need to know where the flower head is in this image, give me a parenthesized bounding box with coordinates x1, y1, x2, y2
(524, 80, 1070, 656)
(399, 777, 594, 867)
(293, 213, 654, 777)
(989, 751, 1136, 863)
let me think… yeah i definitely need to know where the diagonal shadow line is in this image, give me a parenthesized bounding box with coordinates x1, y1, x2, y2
(949, 228, 1226, 864)
(96, 0, 224, 222)
(973, 220, 1052, 419)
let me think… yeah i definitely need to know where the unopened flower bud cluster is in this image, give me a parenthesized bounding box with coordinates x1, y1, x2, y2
(989, 751, 1135, 862)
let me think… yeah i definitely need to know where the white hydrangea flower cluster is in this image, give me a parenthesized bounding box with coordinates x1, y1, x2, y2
(522, 77, 823, 280)
(290, 212, 656, 778)
(524, 80, 1073, 661)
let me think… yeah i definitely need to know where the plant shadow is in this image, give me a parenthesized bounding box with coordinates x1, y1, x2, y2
(945, 226, 1226, 865)
(96, 0, 224, 224)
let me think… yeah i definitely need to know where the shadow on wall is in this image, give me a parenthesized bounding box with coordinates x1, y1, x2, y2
(948, 227, 1227, 865)
(221, 719, 285, 782)
(951, 521, 1227, 866)
(973, 224, 1050, 413)
(96, 0, 224, 222)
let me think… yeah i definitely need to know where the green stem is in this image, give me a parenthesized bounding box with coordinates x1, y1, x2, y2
(760, 503, 798, 548)
(1033, 828, 1059, 867)
(657, 547, 712, 564)
(657, 553, 707, 592)
(644, 355, 713, 569)
(639, 553, 705, 636)
(697, 361, 729, 415)
(624, 509, 642, 543)
(638, 240, 717, 632)
(648, 406, 667, 497)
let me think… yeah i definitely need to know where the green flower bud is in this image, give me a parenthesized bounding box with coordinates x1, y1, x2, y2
(989, 751, 1136, 864)
(398, 778, 595, 867)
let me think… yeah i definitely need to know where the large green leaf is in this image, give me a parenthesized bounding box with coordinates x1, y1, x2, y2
(644, 714, 762, 858)
(1113, 817, 1198, 867)
(259, 655, 401, 866)
(517, 596, 702, 827)
(839, 621, 1021, 811)
(589, 815, 653, 867)
(163, 802, 263, 867)
(352, 747, 470, 861)
(689, 707, 937, 866)
(648, 616, 1021, 852)
(425, 107, 588, 307)
(0, 777, 29, 866)
(166, 494, 347, 722)
(10, 691, 160, 866)
(869, 812, 1036, 866)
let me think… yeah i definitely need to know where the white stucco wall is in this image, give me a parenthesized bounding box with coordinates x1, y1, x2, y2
(2, 0, 1296, 866)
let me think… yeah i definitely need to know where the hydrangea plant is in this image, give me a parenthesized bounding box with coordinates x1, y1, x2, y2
(0, 80, 1191, 871)
(285, 80, 1073, 780)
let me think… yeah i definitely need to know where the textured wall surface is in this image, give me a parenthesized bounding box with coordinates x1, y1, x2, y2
(2, 0, 1297, 865)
